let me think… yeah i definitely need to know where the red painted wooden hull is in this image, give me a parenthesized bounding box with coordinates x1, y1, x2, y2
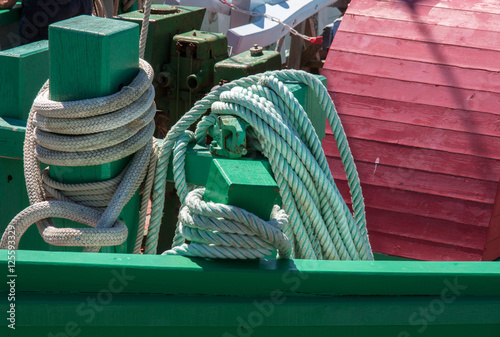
(322, 0, 500, 260)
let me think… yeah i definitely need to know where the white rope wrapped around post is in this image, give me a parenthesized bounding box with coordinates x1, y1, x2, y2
(0, 59, 158, 253)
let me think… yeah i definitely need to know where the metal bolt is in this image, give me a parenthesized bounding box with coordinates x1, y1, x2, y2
(250, 44, 263, 56)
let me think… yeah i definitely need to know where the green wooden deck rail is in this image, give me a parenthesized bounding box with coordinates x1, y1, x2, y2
(1, 250, 499, 336)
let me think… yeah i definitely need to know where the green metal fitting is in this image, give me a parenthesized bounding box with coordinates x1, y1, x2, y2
(214, 45, 282, 84)
(209, 115, 250, 159)
(155, 30, 227, 133)
(170, 30, 228, 91)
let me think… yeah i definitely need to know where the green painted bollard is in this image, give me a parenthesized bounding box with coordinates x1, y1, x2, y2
(47, 15, 141, 253)
(204, 158, 280, 221)
(0, 41, 50, 250)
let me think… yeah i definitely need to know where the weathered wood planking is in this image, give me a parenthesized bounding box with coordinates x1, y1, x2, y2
(328, 157, 496, 204)
(322, 0, 500, 260)
(330, 33, 500, 72)
(323, 136, 500, 182)
(330, 93, 500, 138)
(338, 15, 500, 52)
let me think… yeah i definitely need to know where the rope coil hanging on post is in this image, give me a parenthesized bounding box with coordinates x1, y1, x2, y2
(146, 69, 373, 261)
(0, 60, 158, 253)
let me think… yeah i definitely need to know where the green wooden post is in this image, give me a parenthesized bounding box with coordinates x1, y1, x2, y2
(47, 15, 141, 253)
(0, 40, 49, 121)
(0, 41, 50, 250)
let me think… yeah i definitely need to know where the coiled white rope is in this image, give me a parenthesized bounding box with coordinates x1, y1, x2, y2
(167, 188, 291, 259)
(0, 59, 158, 253)
(146, 69, 373, 260)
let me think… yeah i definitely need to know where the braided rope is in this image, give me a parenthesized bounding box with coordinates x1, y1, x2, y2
(146, 69, 373, 260)
(0, 60, 157, 252)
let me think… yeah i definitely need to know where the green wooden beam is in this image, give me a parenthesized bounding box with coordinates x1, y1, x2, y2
(1, 250, 499, 296)
(4, 294, 500, 337)
(0, 250, 499, 336)
(45, 16, 141, 253)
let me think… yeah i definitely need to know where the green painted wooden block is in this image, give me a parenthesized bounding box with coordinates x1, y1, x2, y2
(204, 158, 280, 221)
(0, 40, 49, 121)
(46, 15, 141, 253)
(49, 15, 139, 101)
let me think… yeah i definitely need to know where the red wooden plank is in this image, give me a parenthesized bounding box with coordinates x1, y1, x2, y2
(327, 156, 497, 204)
(330, 32, 500, 72)
(379, 0, 500, 16)
(347, 0, 500, 33)
(329, 93, 500, 138)
(325, 70, 500, 115)
(335, 180, 493, 226)
(327, 114, 500, 159)
(369, 231, 483, 261)
(484, 186, 500, 245)
(323, 136, 500, 182)
(337, 14, 500, 52)
(483, 236, 500, 260)
(325, 51, 500, 94)
(363, 207, 488, 251)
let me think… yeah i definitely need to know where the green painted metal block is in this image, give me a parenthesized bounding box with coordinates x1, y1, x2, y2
(0, 40, 49, 120)
(49, 15, 139, 101)
(114, 5, 205, 68)
(172, 30, 228, 92)
(214, 48, 281, 84)
(45, 15, 142, 253)
(204, 158, 280, 220)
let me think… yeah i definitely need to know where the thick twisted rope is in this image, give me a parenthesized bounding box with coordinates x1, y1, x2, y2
(165, 188, 291, 259)
(146, 69, 373, 260)
(0, 60, 157, 252)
